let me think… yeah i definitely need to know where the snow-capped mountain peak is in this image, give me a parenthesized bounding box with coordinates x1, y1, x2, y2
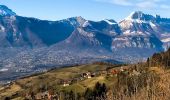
(125, 11, 155, 22)
(65, 16, 86, 27)
(0, 5, 16, 16)
(119, 11, 158, 36)
(126, 11, 144, 20)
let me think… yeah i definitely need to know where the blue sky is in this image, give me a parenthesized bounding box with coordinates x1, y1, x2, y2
(0, 0, 170, 21)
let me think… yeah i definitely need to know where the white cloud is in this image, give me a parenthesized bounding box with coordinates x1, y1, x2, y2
(94, 0, 169, 9)
(95, 0, 133, 6)
(160, 4, 170, 9)
(136, 1, 157, 8)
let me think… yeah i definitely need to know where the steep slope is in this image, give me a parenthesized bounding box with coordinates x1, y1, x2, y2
(0, 5, 87, 47)
(62, 19, 121, 50)
(63, 26, 113, 50)
(0, 16, 86, 47)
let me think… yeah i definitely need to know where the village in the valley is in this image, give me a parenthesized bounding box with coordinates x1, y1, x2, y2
(27, 65, 141, 100)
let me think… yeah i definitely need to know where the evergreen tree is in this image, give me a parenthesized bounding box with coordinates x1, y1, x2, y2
(84, 88, 93, 100)
(69, 90, 75, 100)
(4, 97, 10, 100)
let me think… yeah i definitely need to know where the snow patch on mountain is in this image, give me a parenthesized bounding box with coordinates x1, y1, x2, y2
(104, 19, 117, 25)
(83, 21, 91, 27)
(0, 68, 8, 72)
(0, 25, 5, 32)
(0, 5, 16, 16)
(77, 28, 94, 37)
(125, 11, 143, 20)
(149, 22, 156, 27)
(162, 38, 170, 43)
(65, 16, 86, 27)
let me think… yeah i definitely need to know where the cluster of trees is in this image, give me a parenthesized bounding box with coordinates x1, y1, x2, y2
(59, 82, 107, 100)
(147, 48, 170, 68)
(112, 69, 160, 99)
(84, 82, 107, 100)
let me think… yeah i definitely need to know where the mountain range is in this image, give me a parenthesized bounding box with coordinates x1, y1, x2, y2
(0, 5, 170, 83)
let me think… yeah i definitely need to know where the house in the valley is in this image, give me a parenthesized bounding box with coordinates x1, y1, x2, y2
(91, 72, 96, 77)
(35, 90, 53, 100)
(82, 72, 92, 79)
(107, 69, 120, 77)
(87, 72, 92, 79)
(58, 79, 71, 86)
(63, 80, 71, 87)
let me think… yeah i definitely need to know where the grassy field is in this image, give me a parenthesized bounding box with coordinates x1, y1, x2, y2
(0, 63, 119, 99)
